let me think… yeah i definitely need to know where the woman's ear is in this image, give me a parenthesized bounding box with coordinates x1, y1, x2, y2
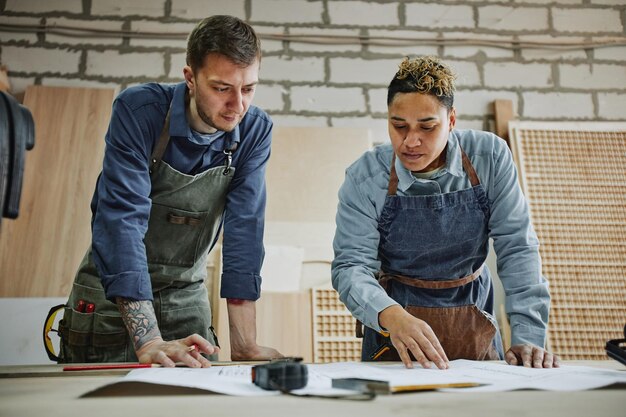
(448, 107, 457, 130)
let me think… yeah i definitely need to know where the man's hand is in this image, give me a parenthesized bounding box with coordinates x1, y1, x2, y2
(379, 305, 449, 370)
(505, 344, 560, 368)
(227, 298, 284, 361)
(117, 298, 218, 367)
(135, 335, 218, 368)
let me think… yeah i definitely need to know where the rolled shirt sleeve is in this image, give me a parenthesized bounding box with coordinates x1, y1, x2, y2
(219, 117, 272, 301)
(331, 152, 399, 333)
(91, 96, 156, 302)
(487, 137, 550, 348)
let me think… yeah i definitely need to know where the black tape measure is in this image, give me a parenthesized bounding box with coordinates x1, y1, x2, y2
(251, 360, 308, 391)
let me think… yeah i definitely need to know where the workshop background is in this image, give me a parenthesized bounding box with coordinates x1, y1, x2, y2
(1, 0, 625, 140)
(0, 0, 625, 365)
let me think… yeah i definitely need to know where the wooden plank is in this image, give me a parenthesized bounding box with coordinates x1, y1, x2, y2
(494, 99, 514, 145)
(0, 86, 115, 297)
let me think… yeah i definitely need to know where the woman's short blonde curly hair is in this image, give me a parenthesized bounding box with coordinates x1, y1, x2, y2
(387, 56, 456, 110)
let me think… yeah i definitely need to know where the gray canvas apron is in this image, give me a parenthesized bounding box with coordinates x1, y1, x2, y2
(59, 110, 235, 362)
(361, 146, 504, 362)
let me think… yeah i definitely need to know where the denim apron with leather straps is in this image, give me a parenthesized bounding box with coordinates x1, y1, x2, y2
(57, 109, 235, 363)
(361, 146, 504, 362)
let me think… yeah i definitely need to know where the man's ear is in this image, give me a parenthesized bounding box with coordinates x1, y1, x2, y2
(183, 66, 195, 91)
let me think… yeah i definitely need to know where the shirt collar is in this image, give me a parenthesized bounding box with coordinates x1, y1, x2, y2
(395, 131, 465, 193)
(168, 82, 241, 149)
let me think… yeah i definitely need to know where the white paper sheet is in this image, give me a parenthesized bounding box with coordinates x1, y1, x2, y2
(89, 360, 626, 397)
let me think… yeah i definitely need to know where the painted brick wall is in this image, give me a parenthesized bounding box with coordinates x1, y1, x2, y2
(1, 0, 625, 141)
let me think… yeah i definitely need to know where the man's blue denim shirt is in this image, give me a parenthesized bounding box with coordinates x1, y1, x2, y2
(91, 82, 271, 302)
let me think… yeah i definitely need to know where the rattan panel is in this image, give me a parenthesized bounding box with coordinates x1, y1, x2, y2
(509, 122, 626, 360)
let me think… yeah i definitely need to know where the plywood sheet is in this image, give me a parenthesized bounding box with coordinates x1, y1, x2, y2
(0, 86, 115, 297)
(266, 127, 372, 222)
(509, 121, 626, 360)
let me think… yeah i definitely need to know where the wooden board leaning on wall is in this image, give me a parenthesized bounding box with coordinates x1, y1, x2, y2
(0, 86, 115, 297)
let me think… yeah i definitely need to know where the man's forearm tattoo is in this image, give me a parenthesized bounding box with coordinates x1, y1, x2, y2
(117, 298, 162, 351)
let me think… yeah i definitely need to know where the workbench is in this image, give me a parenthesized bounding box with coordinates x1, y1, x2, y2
(1, 361, 624, 417)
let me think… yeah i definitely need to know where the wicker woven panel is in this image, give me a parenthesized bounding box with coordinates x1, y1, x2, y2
(311, 287, 362, 363)
(509, 122, 626, 360)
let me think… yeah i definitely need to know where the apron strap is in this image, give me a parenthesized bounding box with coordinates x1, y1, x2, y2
(460, 148, 480, 187)
(387, 153, 399, 196)
(378, 264, 484, 291)
(149, 109, 172, 174)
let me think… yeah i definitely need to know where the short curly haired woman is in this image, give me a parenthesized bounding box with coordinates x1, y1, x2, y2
(332, 56, 559, 369)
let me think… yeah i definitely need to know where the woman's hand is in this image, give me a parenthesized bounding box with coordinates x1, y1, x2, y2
(505, 344, 560, 368)
(379, 305, 449, 370)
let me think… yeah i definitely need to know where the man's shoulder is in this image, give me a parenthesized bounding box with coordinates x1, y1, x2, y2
(242, 105, 272, 127)
(116, 82, 177, 111)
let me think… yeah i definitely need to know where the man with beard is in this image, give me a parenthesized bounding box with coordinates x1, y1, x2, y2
(59, 15, 282, 366)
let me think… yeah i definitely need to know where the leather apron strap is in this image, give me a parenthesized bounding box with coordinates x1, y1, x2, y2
(378, 264, 484, 291)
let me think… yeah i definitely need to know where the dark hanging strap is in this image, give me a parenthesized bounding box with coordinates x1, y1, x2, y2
(387, 153, 399, 196)
(149, 110, 172, 174)
(460, 147, 480, 187)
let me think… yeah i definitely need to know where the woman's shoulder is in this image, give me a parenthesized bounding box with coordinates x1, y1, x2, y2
(454, 129, 509, 159)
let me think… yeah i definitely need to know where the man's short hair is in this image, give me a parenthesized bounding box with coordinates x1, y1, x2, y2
(186, 15, 261, 71)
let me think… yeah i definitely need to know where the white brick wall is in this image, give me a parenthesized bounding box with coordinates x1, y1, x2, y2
(594, 45, 626, 61)
(251, 0, 323, 24)
(552, 8, 623, 33)
(170, 0, 246, 20)
(366, 30, 439, 56)
(328, 1, 399, 26)
(560, 63, 626, 90)
(484, 62, 553, 88)
(597, 93, 626, 119)
(520, 35, 588, 61)
(129, 21, 195, 48)
(1, 0, 624, 125)
(169, 52, 187, 79)
(523, 92, 594, 118)
(91, 0, 166, 17)
(262, 56, 325, 83)
(290, 86, 366, 113)
(368, 88, 388, 114)
(287, 28, 362, 53)
(86, 51, 165, 78)
(0, 16, 40, 43)
(2, 46, 81, 74)
(253, 84, 284, 112)
(442, 33, 515, 59)
(405, 3, 475, 29)
(5, 0, 82, 14)
(330, 58, 399, 85)
(478, 6, 548, 31)
(447, 61, 480, 88)
(454, 90, 518, 117)
(46, 18, 124, 46)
